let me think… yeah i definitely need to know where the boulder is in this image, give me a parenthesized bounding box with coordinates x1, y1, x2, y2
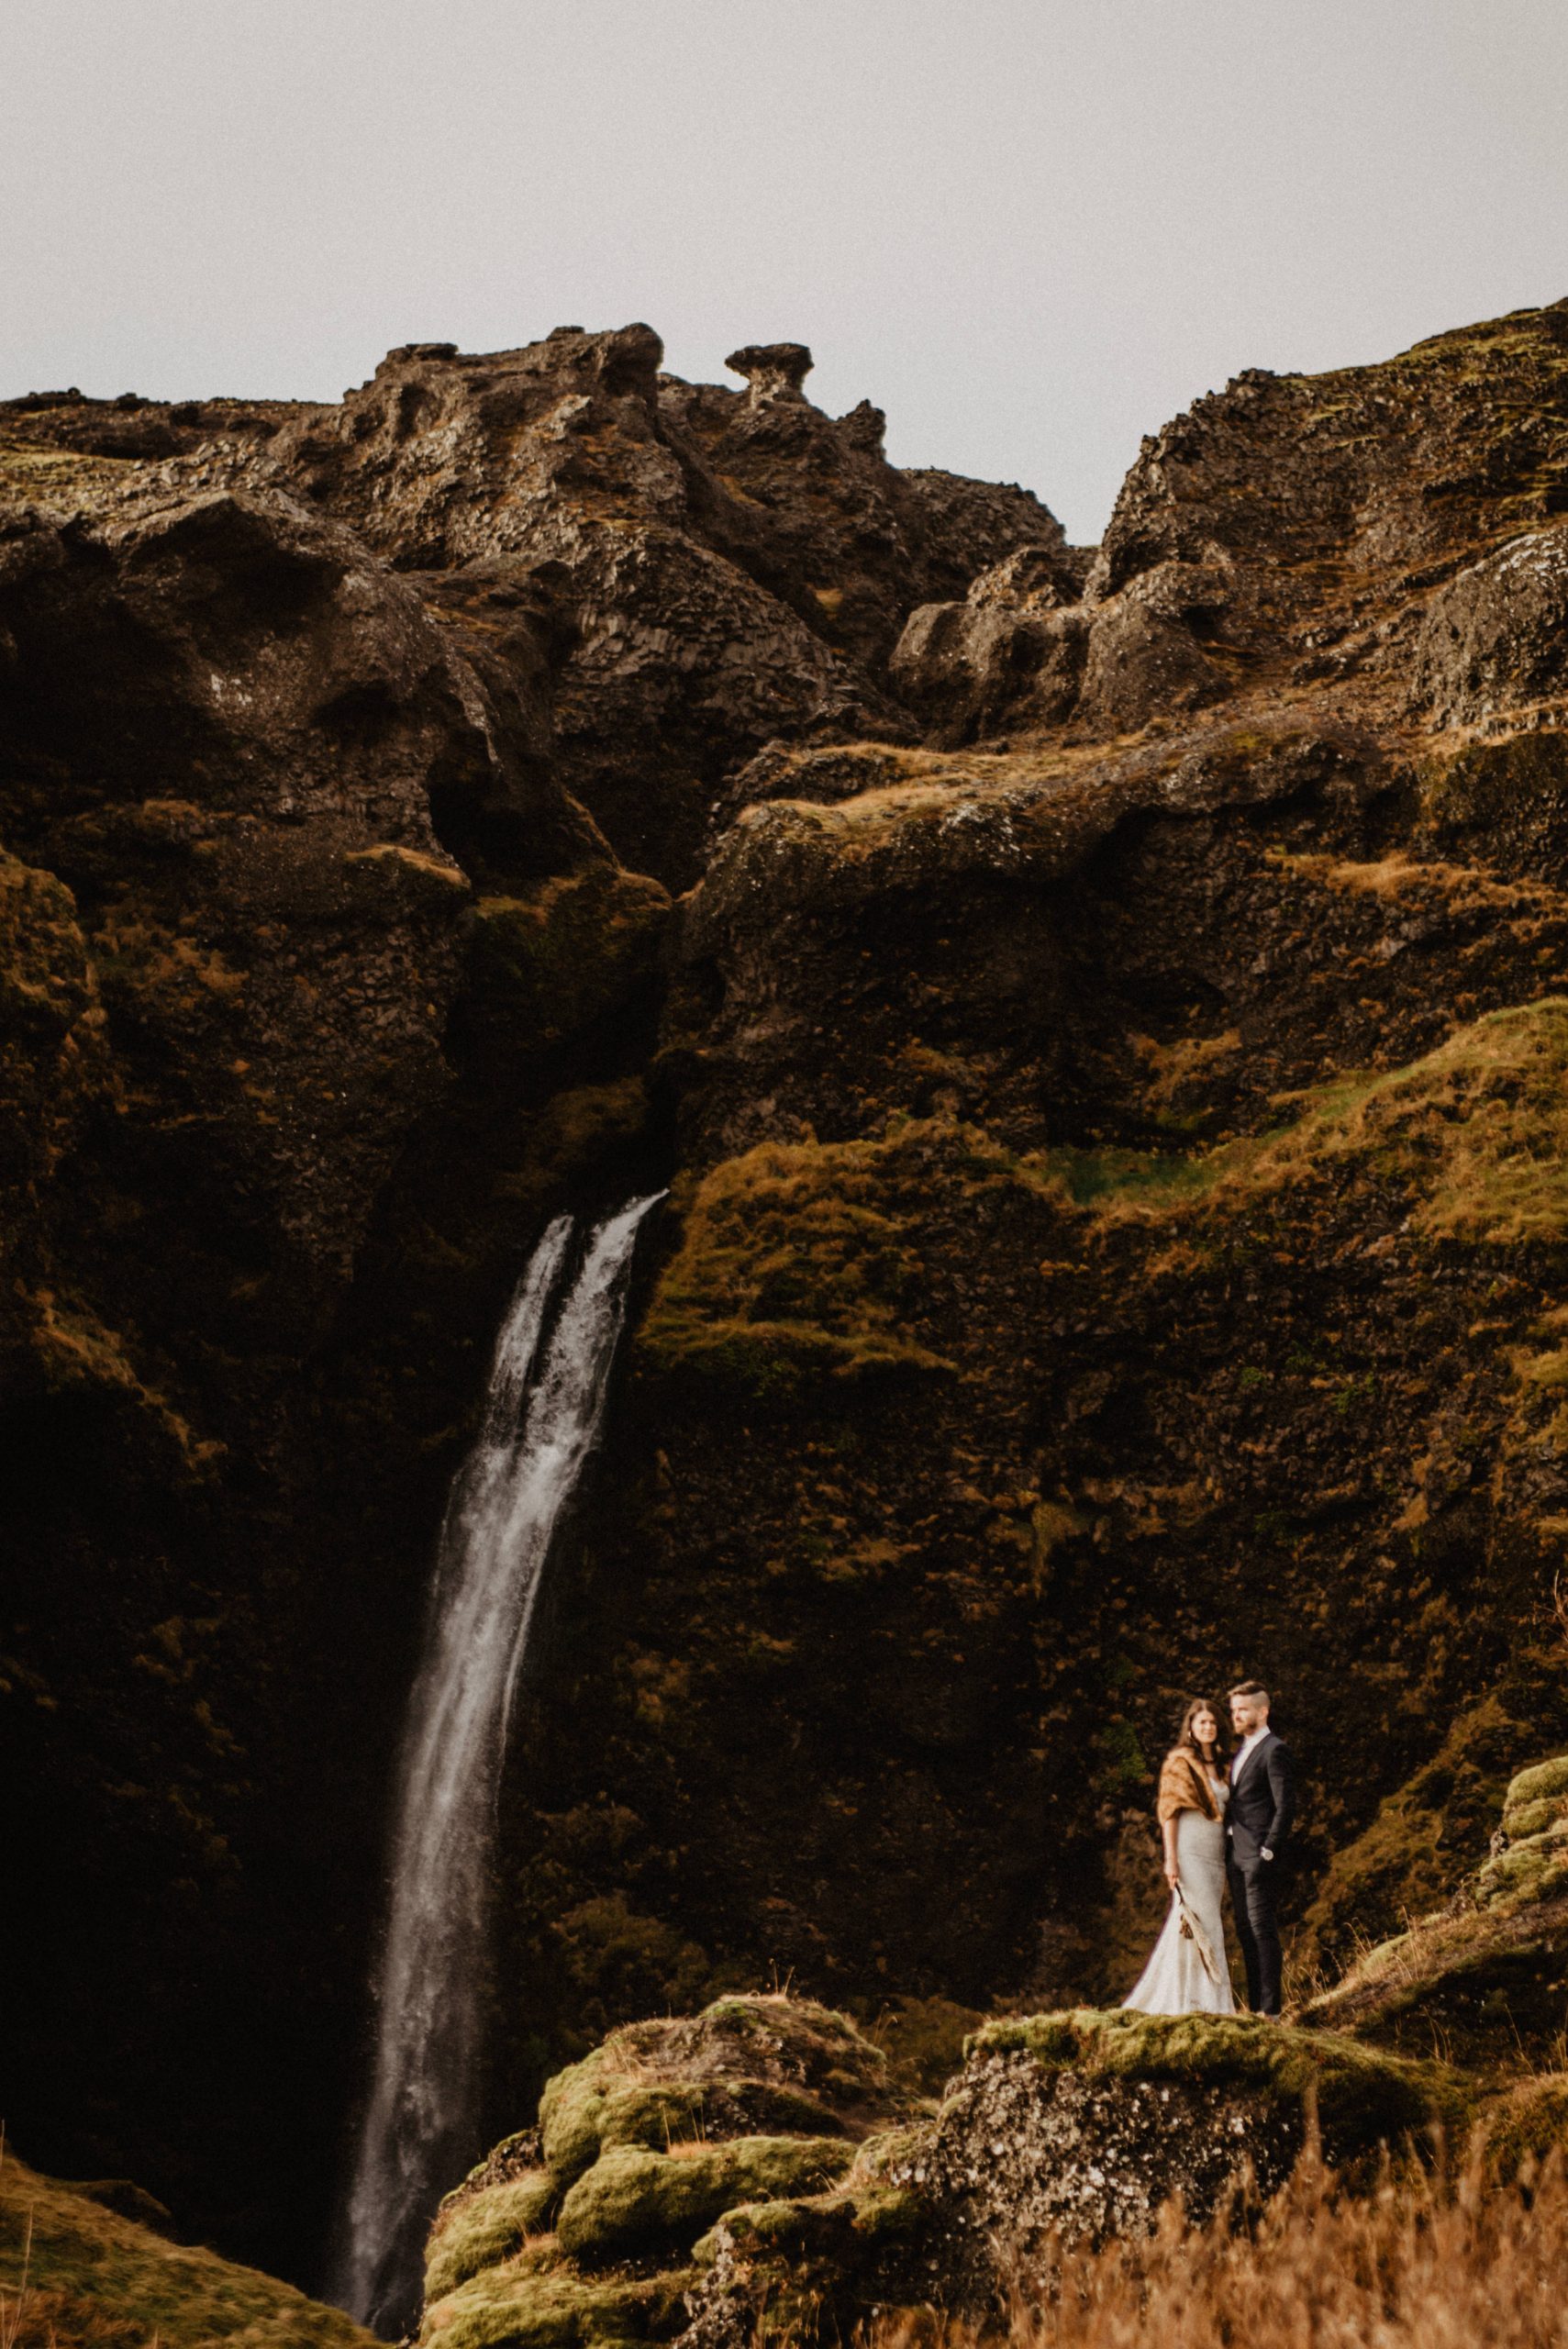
(888, 574, 1088, 743)
(1411, 524, 1568, 726)
(423, 1999, 1463, 2349)
(418, 1995, 914, 2349)
(889, 549, 1229, 745)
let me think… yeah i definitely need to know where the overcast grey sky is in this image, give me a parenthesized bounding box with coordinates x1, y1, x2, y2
(4, 0, 1566, 540)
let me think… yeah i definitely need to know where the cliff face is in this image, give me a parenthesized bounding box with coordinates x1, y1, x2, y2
(5, 303, 1568, 2279)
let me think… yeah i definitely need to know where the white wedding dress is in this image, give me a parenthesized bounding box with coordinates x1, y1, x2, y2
(1122, 1774, 1236, 2015)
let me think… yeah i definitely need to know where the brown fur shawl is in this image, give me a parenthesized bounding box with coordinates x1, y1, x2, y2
(1157, 1746, 1221, 1825)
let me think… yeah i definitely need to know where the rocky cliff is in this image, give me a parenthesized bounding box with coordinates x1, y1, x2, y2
(6, 300, 1568, 2288)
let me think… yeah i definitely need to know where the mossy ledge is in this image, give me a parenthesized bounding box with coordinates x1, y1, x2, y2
(639, 995, 1568, 1410)
(970, 2008, 1473, 2151)
(1058, 992, 1568, 1241)
(635, 1123, 980, 1394)
(1303, 1749, 1568, 2070)
(557, 2137, 854, 2266)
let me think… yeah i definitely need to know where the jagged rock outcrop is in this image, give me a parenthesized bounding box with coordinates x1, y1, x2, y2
(255, 327, 1057, 882)
(5, 329, 1058, 890)
(10, 296, 1568, 2293)
(892, 299, 1568, 746)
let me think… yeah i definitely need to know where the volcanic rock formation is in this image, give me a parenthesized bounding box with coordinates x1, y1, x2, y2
(6, 301, 1568, 2292)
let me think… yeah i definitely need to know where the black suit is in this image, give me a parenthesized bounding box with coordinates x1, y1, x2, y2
(1225, 1731, 1295, 2015)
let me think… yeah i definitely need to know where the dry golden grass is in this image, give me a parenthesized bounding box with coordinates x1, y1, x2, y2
(876, 2148, 1568, 2349)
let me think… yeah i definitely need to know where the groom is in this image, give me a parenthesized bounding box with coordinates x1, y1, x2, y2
(1226, 1680, 1296, 2017)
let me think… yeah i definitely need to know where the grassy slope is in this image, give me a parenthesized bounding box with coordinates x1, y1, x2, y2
(0, 2147, 376, 2349)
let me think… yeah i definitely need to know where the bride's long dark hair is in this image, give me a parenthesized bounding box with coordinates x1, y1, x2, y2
(1173, 1695, 1229, 1773)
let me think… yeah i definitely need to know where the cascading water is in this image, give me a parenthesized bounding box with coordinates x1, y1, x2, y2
(332, 1194, 663, 2332)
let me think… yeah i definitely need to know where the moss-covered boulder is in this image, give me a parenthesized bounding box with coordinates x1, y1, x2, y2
(420, 2241, 693, 2349)
(1294, 1684, 1568, 1976)
(679, 2009, 1468, 2348)
(1304, 1752, 1568, 2067)
(1501, 1754, 1568, 1834)
(557, 2139, 852, 2265)
(428, 2166, 560, 2302)
(0, 2145, 377, 2347)
(535, 1995, 910, 2192)
(420, 1996, 915, 2349)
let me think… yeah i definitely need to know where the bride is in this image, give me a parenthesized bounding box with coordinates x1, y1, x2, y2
(1123, 1698, 1236, 2015)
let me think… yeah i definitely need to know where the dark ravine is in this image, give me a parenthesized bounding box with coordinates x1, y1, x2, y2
(5, 299, 1568, 2301)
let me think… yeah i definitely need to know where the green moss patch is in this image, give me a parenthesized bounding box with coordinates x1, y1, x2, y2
(0, 2146, 376, 2346)
(420, 2243, 692, 2349)
(1296, 1690, 1549, 1971)
(636, 1119, 1051, 1393)
(689, 2174, 923, 2269)
(644, 999, 1568, 1408)
(1476, 1826, 1568, 1913)
(538, 1995, 903, 2189)
(449, 1998, 911, 2341)
(1078, 996, 1568, 1244)
(1301, 1874, 1568, 2075)
(539, 2056, 617, 2191)
(1503, 1754, 1568, 1832)
(556, 2137, 853, 2265)
(427, 2172, 560, 2302)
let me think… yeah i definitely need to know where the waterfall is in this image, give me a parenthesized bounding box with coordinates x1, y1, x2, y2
(332, 1194, 663, 2332)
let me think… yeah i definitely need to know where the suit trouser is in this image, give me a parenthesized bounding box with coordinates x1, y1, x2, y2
(1226, 1853, 1282, 2015)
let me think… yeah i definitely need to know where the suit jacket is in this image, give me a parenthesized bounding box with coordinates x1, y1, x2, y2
(1227, 1731, 1295, 1867)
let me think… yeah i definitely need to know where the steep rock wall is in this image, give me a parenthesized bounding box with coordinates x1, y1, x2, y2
(5, 301, 1568, 2280)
